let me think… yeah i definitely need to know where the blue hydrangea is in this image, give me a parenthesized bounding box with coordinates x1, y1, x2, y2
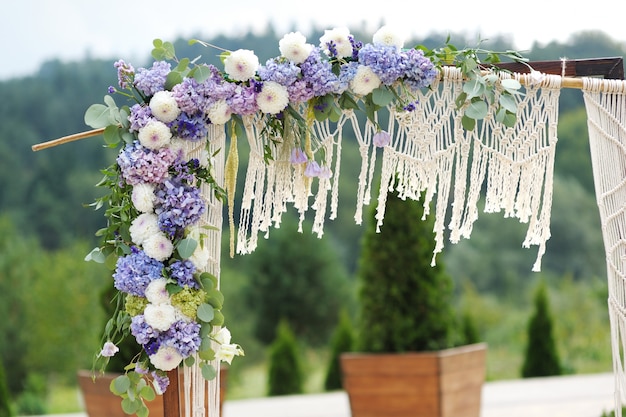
(358, 44, 405, 85)
(300, 48, 341, 97)
(117, 141, 177, 185)
(134, 61, 171, 97)
(155, 177, 206, 237)
(227, 83, 259, 115)
(168, 260, 198, 288)
(258, 58, 301, 87)
(161, 320, 201, 357)
(114, 248, 164, 297)
(169, 112, 208, 142)
(402, 48, 438, 90)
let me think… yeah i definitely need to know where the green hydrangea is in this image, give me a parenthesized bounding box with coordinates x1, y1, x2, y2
(125, 294, 148, 316)
(171, 287, 207, 319)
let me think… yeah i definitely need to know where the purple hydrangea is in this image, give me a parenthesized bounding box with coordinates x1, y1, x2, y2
(134, 61, 171, 97)
(227, 83, 259, 115)
(401, 48, 438, 90)
(300, 48, 341, 97)
(151, 371, 170, 393)
(114, 59, 135, 90)
(168, 260, 198, 288)
(128, 104, 154, 132)
(287, 79, 315, 104)
(114, 248, 164, 297)
(154, 177, 206, 237)
(258, 58, 301, 87)
(171, 78, 209, 115)
(358, 44, 405, 85)
(117, 142, 177, 185)
(169, 112, 208, 142)
(161, 320, 201, 357)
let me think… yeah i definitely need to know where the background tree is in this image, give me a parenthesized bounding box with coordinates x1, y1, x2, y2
(521, 279, 562, 377)
(0, 358, 13, 417)
(357, 190, 456, 352)
(267, 320, 304, 396)
(324, 309, 355, 391)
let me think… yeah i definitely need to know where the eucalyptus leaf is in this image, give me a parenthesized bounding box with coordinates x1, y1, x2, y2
(462, 79, 484, 100)
(462, 114, 476, 131)
(137, 405, 149, 417)
(84, 103, 111, 128)
(201, 363, 217, 381)
(111, 375, 130, 395)
(372, 87, 394, 107)
(165, 71, 183, 90)
(197, 303, 215, 322)
(501, 78, 522, 93)
(121, 397, 140, 414)
(140, 385, 156, 401)
(464, 100, 488, 120)
(191, 65, 214, 83)
(501, 111, 517, 127)
(103, 125, 122, 146)
(177, 238, 198, 259)
(212, 310, 225, 326)
(499, 94, 518, 113)
(84, 247, 105, 263)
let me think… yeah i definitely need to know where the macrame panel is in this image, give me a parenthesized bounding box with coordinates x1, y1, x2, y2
(583, 78, 626, 417)
(182, 125, 225, 417)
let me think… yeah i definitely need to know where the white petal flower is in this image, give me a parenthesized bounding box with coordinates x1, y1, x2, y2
(206, 99, 232, 125)
(350, 65, 382, 96)
(149, 346, 183, 371)
(224, 49, 259, 81)
(144, 303, 177, 332)
(129, 212, 160, 245)
(143, 232, 174, 261)
(131, 183, 156, 213)
(215, 343, 244, 365)
(257, 81, 289, 114)
(214, 327, 232, 345)
(279, 32, 314, 64)
(138, 119, 172, 150)
(100, 341, 119, 357)
(319, 27, 353, 58)
(149, 90, 181, 123)
(189, 245, 210, 270)
(145, 278, 171, 305)
(372, 25, 405, 49)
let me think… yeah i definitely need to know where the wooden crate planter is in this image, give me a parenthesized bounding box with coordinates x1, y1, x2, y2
(340, 343, 487, 417)
(77, 368, 227, 417)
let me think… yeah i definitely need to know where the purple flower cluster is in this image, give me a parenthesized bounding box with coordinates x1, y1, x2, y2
(168, 260, 198, 288)
(114, 59, 135, 90)
(154, 177, 206, 237)
(170, 112, 208, 142)
(130, 315, 201, 359)
(134, 61, 171, 97)
(402, 48, 439, 90)
(117, 142, 177, 185)
(300, 49, 343, 96)
(114, 248, 164, 296)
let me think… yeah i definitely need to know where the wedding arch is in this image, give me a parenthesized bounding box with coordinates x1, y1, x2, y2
(32, 27, 626, 417)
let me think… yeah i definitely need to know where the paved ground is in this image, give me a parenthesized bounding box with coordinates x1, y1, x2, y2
(39, 372, 619, 417)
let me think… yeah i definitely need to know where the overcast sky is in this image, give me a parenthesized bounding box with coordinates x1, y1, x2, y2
(3, 0, 625, 80)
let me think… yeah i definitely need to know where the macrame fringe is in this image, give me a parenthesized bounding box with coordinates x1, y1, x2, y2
(583, 77, 626, 417)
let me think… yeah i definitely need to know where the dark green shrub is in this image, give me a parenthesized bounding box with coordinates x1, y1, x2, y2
(600, 407, 626, 417)
(357, 190, 455, 353)
(15, 374, 47, 416)
(460, 310, 481, 345)
(267, 320, 304, 396)
(324, 310, 355, 391)
(0, 359, 13, 417)
(521, 280, 562, 377)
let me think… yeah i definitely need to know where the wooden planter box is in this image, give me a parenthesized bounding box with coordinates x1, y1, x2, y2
(340, 343, 487, 417)
(77, 367, 227, 417)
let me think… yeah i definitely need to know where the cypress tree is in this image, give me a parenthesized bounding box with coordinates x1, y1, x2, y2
(267, 320, 304, 396)
(521, 280, 562, 377)
(324, 310, 355, 391)
(357, 190, 455, 353)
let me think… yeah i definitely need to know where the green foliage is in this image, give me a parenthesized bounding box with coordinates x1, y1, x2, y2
(0, 359, 13, 417)
(267, 320, 303, 396)
(521, 280, 562, 377)
(243, 215, 354, 346)
(600, 407, 626, 417)
(357, 190, 455, 352)
(15, 374, 47, 416)
(324, 310, 355, 391)
(460, 310, 481, 345)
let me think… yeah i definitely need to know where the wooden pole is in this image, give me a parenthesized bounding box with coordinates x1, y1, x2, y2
(31, 127, 105, 152)
(163, 369, 181, 417)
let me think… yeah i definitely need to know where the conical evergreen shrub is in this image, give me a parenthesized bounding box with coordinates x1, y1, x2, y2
(324, 309, 355, 391)
(267, 320, 304, 396)
(357, 190, 455, 353)
(521, 280, 562, 377)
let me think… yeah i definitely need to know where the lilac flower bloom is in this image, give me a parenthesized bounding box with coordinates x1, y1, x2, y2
(154, 177, 206, 237)
(168, 260, 198, 288)
(100, 342, 119, 357)
(258, 58, 301, 87)
(401, 48, 438, 90)
(161, 320, 202, 357)
(135, 363, 150, 375)
(290, 148, 308, 164)
(134, 61, 171, 97)
(114, 248, 164, 296)
(131, 315, 160, 345)
(300, 48, 341, 97)
(349, 36, 363, 60)
(117, 142, 177, 185)
(287, 79, 315, 104)
(151, 371, 170, 394)
(358, 44, 404, 85)
(114, 59, 135, 90)
(304, 160, 323, 177)
(171, 78, 208, 115)
(227, 83, 259, 115)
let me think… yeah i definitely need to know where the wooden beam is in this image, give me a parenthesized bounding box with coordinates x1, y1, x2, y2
(163, 369, 180, 417)
(494, 57, 624, 80)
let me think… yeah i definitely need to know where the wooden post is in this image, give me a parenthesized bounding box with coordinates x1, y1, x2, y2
(163, 369, 180, 417)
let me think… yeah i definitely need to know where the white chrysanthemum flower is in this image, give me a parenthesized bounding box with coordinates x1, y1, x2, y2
(150, 346, 183, 371)
(257, 81, 289, 114)
(138, 119, 172, 150)
(224, 49, 259, 81)
(143, 232, 174, 261)
(206, 99, 232, 125)
(129, 212, 160, 245)
(350, 65, 382, 96)
(372, 25, 405, 49)
(168, 137, 187, 159)
(279, 32, 314, 64)
(145, 278, 171, 305)
(149, 90, 181, 123)
(189, 245, 210, 270)
(144, 303, 177, 332)
(131, 183, 156, 213)
(319, 27, 353, 58)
